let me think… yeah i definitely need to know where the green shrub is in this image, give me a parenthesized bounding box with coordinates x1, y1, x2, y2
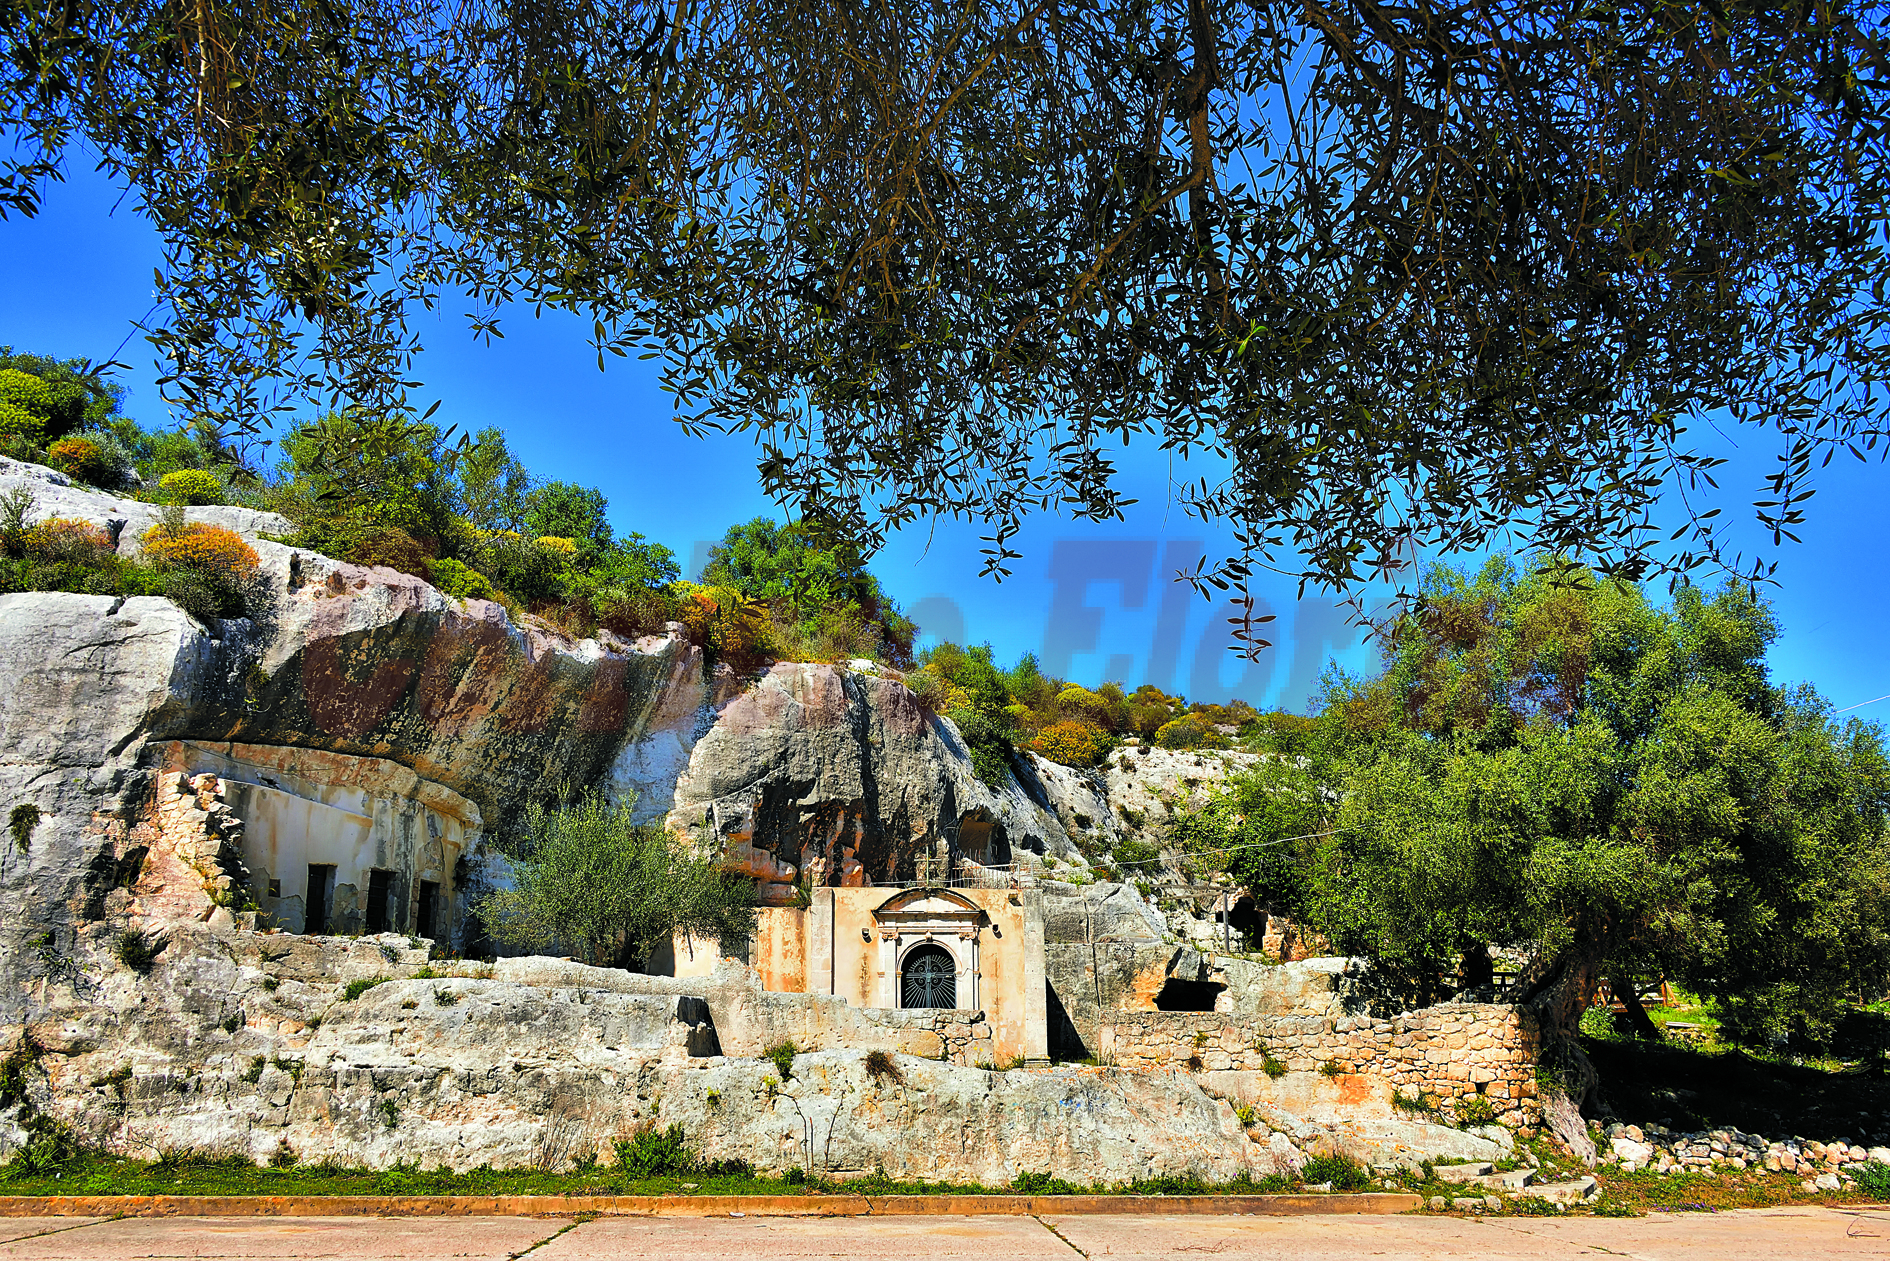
(429, 556, 494, 601)
(473, 790, 755, 969)
(1262, 1056, 1287, 1078)
(1155, 716, 1227, 750)
(1012, 1169, 1083, 1194)
(612, 1124, 697, 1178)
(767, 1038, 797, 1081)
(342, 977, 388, 1001)
(1300, 1153, 1369, 1191)
(1319, 1058, 1345, 1077)
(1856, 1160, 1890, 1198)
(159, 469, 224, 506)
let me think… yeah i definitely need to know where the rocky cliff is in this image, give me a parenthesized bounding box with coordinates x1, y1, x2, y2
(0, 456, 1526, 1184)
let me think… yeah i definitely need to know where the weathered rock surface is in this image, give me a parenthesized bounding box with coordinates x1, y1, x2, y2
(665, 662, 1073, 902)
(1, 927, 1288, 1183)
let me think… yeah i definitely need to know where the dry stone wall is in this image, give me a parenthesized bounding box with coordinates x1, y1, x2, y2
(1098, 1004, 1542, 1128)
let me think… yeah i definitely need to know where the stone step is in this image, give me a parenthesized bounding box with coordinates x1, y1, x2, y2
(1465, 1168, 1534, 1192)
(1433, 1163, 1494, 1183)
(1527, 1176, 1599, 1206)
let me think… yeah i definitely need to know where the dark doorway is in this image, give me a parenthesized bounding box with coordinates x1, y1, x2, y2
(365, 869, 394, 934)
(1221, 895, 1265, 948)
(416, 880, 440, 940)
(901, 944, 957, 1009)
(305, 864, 335, 934)
(1154, 977, 1224, 1011)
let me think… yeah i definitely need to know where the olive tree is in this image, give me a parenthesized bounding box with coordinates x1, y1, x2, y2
(1197, 561, 1890, 1117)
(4, 2, 1889, 610)
(475, 792, 756, 969)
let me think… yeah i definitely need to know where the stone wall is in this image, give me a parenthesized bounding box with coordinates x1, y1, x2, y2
(1097, 1004, 1542, 1127)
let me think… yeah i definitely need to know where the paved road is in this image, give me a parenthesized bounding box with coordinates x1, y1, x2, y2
(0, 1207, 1885, 1260)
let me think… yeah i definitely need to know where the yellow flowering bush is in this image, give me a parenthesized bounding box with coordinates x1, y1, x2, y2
(159, 469, 224, 506)
(141, 522, 260, 577)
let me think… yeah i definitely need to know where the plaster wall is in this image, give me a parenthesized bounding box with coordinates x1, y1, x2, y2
(172, 741, 481, 940)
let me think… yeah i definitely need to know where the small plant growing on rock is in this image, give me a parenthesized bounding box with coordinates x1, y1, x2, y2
(221, 1013, 241, 1034)
(260, 976, 279, 992)
(379, 1098, 400, 1128)
(704, 1089, 721, 1106)
(766, 1038, 798, 1081)
(1454, 1096, 1498, 1127)
(242, 1058, 265, 1084)
(269, 1139, 298, 1168)
(1319, 1059, 1345, 1078)
(864, 1049, 903, 1084)
(433, 988, 457, 1007)
(1233, 1102, 1256, 1126)
(7, 803, 39, 852)
(1185, 1054, 1205, 1072)
(1392, 1089, 1436, 1116)
(1261, 1055, 1287, 1079)
(341, 977, 388, 1001)
(113, 928, 164, 973)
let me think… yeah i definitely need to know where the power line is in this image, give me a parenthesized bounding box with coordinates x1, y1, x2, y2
(1834, 693, 1890, 714)
(1107, 826, 1352, 867)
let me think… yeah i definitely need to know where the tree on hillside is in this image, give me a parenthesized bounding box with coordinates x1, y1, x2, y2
(475, 791, 756, 969)
(1192, 560, 1890, 1116)
(5, 3, 1888, 611)
(702, 517, 915, 665)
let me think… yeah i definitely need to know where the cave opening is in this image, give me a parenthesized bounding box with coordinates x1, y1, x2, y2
(1153, 977, 1225, 1011)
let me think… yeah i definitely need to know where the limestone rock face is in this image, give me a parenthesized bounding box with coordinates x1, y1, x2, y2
(0, 473, 719, 1010)
(2, 926, 1283, 1183)
(666, 663, 1071, 902)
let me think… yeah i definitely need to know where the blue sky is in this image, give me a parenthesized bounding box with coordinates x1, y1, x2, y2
(7, 160, 1890, 715)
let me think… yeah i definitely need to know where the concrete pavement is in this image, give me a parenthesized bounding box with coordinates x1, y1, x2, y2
(0, 1207, 1883, 1260)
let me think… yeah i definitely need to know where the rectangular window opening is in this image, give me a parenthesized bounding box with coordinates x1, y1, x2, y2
(266, 878, 281, 899)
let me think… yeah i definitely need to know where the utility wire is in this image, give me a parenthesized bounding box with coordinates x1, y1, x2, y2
(1834, 692, 1890, 714)
(1107, 826, 1353, 867)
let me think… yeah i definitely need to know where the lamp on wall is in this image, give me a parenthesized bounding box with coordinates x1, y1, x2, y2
(862, 928, 872, 942)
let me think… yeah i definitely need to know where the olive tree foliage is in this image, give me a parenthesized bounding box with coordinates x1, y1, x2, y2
(5, 1, 1890, 617)
(475, 791, 755, 969)
(1244, 560, 1890, 1103)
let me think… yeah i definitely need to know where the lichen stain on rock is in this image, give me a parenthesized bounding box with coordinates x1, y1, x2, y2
(302, 631, 418, 738)
(414, 612, 515, 733)
(576, 657, 630, 734)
